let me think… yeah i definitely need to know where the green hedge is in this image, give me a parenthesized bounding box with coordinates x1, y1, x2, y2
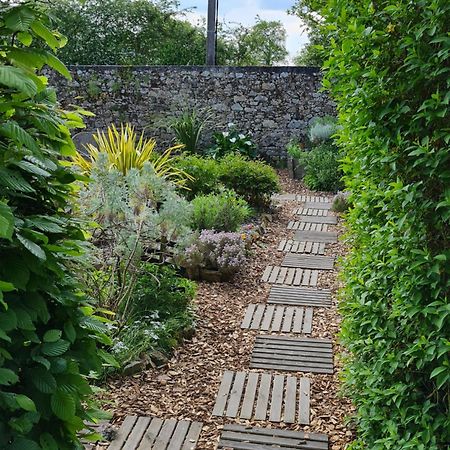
(0, 4, 106, 448)
(319, 1, 449, 449)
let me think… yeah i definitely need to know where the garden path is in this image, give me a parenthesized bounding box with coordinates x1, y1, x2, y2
(100, 172, 354, 450)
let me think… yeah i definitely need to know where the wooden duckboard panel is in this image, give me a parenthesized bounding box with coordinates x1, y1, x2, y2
(294, 231, 338, 243)
(212, 371, 311, 424)
(282, 254, 335, 270)
(297, 195, 330, 203)
(272, 193, 297, 202)
(217, 424, 329, 450)
(268, 286, 332, 308)
(241, 304, 313, 334)
(107, 416, 202, 450)
(287, 221, 329, 232)
(296, 208, 329, 217)
(261, 266, 319, 287)
(250, 335, 334, 375)
(296, 213, 338, 225)
(278, 240, 326, 255)
(303, 202, 332, 210)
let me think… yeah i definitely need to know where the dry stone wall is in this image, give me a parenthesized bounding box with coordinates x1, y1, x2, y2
(48, 65, 335, 161)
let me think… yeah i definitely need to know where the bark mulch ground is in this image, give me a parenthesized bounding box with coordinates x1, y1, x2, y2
(99, 170, 355, 450)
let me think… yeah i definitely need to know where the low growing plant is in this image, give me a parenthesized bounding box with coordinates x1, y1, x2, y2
(299, 143, 343, 192)
(309, 116, 339, 144)
(191, 190, 250, 232)
(208, 124, 257, 159)
(168, 108, 212, 154)
(218, 153, 281, 207)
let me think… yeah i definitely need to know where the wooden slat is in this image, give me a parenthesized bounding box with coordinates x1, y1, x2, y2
(167, 421, 190, 450)
(181, 422, 202, 450)
(281, 307, 295, 332)
(226, 372, 246, 418)
(240, 372, 259, 419)
(260, 305, 275, 331)
(281, 254, 335, 270)
(294, 230, 338, 243)
(268, 375, 284, 422)
(303, 308, 313, 333)
(241, 304, 256, 329)
(108, 416, 138, 450)
(292, 307, 304, 333)
(284, 268, 295, 285)
(268, 266, 280, 283)
(124, 416, 151, 449)
(304, 202, 331, 210)
(268, 285, 332, 307)
(254, 373, 271, 420)
(136, 417, 164, 449)
(299, 378, 311, 425)
(218, 424, 328, 450)
(153, 419, 177, 450)
(284, 376, 297, 424)
(250, 304, 265, 329)
(297, 214, 337, 224)
(212, 371, 234, 416)
(275, 267, 288, 284)
(261, 266, 272, 282)
(278, 239, 325, 255)
(271, 306, 284, 331)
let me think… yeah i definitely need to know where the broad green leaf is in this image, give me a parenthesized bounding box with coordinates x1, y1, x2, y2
(50, 390, 76, 421)
(0, 121, 40, 152)
(16, 394, 36, 412)
(40, 433, 58, 450)
(0, 201, 14, 240)
(0, 368, 19, 386)
(31, 20, 60, 51)
(17, 31, 33, 46)
(4, 6, 35, 31)
(31, 367, 57, 393)
(43, 329, 62, 343)
(46, 53, 71, 80)
(0, 66, 37, 97)
(17, 234, 46, 260)
(41, 339, 70, 356)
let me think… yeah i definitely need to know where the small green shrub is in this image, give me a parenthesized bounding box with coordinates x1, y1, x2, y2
(299, 144, 343, 192)
(191, 190, 251, 232)
(168, 109, 211, 154)
(218, 154, 280, 207)
(127, 264, 196, 319)
(173, 155, 221, 200)
(286, 140, 304, 160)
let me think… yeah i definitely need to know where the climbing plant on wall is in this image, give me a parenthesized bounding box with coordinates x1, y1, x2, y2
(317, 0, 450, 448)
(0, 2, 108, 448)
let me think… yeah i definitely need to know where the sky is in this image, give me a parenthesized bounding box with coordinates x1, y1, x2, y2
(177, 0, 308, 64)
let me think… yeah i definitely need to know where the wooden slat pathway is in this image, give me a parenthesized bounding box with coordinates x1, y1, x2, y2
(272, 193, 297, 202)
(212, 371, 311, 424)
(277, 239, 326, 255)
(287, 221, 329, 232)
(241, 304, 313, 334)
(262, 266, 319, 286)
(295, 213, 338, 224)
(296, 207, 329, 217)
(297, 195, 330, 203)
(250, 335, 334, 374)
(217, 424, 329, 450)
(294, 230, 338, 243)
(303, 202, 332, 210)
(268, 285, 332, 308)
(107, 416, 202, 450)
(282, 254, 335, 270)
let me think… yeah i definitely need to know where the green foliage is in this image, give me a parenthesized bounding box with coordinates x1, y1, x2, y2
(191, 190, 251, 232)
(173, 155, 221, 200)
(0, 3, 107, 447)
(309, 116, 339, 144)
(111, 263, 195, 367)
(208, 125, 257, 159)
(50, 0, 208, 65)
(221, 16, 288, 66)
(286, 140, 304, 160)
(317, 0, 450, 448)
(299, 143, 343, 192)
(168, 109, 212, 154)
(218, 154, 281, 207)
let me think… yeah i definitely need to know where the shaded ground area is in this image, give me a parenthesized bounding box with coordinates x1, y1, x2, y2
(99, 170, 354, 449)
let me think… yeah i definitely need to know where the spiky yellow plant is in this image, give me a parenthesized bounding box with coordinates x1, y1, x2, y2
(72, 123, 191, 186)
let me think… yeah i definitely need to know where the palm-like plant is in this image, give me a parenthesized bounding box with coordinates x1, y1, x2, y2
(72, 123, 191, 186)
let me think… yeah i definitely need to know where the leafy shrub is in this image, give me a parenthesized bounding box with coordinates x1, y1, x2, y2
(176, 230, 247, 276)
(127, 264, 196, 320)
(168, 108, 211, 154)
(191, 190, 250, 232)
(332, 191, 351, 213)
(77, 160, 192, 317)
(218, 153, 280, 206)
(299, 143, 343, 192)
(308, 116, 339, 144)
(0, 4, 108, 447)
(286, 140, 304, 160)
(317, 0, 450, 448)
(72, 123, 190, 187)
(173, 154, 221, 200)
(208, 124, 257, 159)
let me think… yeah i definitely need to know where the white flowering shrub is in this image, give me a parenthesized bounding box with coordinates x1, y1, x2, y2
(208, 123, 257, 159)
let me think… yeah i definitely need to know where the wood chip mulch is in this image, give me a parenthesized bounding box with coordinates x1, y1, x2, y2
(97, 170, 355, 450)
